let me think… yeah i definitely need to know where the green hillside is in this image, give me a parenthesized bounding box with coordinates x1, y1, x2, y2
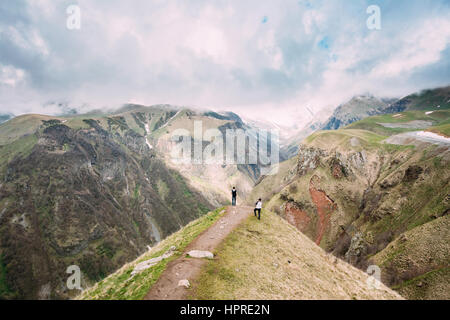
(346, 110, 450, 136)
(248, 109, 450, 299)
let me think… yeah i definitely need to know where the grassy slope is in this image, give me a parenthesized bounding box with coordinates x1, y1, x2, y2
(427, 121, 450, 137)
(305, 128, 406, 151)
(345, 110, 450, 136)
(402, 87, 450, 111)
(372, 215, 450, 300)
(0, 253, 14, 298)
(0, 133, 38, 174)
(0, 114, 57, 145)
(192, 210, 401, 300)
(247, 109, 449, 299)
(78, 207, 225, 300)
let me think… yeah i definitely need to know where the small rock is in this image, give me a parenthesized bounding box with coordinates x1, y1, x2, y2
(273, 263, 279, 268)
(188, 250, 214, 259)
(220, 226, 224, 229)
(170, 246, 176, 251)
(416, 282, 423, 288)
(178, 279, 190, 288)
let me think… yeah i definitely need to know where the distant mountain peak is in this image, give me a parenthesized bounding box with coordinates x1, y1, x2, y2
(0, 112, 14, 124)
(321, 94, 395, 130)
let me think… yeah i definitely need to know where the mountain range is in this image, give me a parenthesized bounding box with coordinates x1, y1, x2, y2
(0, 85, 449, 299)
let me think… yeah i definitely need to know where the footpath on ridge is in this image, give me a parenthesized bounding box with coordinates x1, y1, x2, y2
(144, 205, 252, 300)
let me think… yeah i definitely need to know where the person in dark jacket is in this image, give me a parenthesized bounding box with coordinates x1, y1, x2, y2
(254, 198, 262, 220)
(231, 187, 237, 206)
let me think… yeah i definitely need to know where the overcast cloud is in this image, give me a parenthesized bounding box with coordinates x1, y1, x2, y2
(0, 0, 449, 125)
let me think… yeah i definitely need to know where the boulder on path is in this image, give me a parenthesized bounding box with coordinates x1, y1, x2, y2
(187, 250, 214, 259)
(178, 279, 190, 288)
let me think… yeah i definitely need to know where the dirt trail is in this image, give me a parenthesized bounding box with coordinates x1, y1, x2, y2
(144, 205, 253, 300)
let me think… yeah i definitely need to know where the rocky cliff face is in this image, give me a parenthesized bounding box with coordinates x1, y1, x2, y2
(0, 113, 213, 299)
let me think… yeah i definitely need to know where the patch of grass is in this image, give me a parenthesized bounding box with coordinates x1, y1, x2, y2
(392, 267, 449, 290)
(77, 207, 226, 300)
(172, 171, 193, 198)
(372, 214, 449, 299)
(0, 253, 12, 297)
(0, 133, 38, 173)
(427, 123, 450, 138)
(433, 157, 442, 169)
(393, 267, 450, 300)
(0, 114, 55, 145)
(63, 143, 71, 152)
(380, 142, 414, 153)
(304, 128, 412, 154)
(131, 184, 141, 208)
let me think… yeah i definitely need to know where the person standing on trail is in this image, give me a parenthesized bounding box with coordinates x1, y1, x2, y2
(254, 198, 262, 220)
(231, 187, 237, 206)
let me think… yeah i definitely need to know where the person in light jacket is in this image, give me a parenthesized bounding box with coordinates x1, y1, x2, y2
(254, 198, 262, 220)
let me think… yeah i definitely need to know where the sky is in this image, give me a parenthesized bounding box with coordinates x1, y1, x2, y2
(0, 0, 449, 126)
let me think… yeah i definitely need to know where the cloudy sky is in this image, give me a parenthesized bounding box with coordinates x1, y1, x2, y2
(0, 0, 449, 125)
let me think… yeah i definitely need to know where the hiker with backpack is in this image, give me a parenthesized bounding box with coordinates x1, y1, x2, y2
(231, 187, 237, 206)
(254, 198, 262, 220)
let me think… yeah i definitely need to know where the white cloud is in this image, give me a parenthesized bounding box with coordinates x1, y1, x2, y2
(0, 0, 448, 124)
(370, 18, 450, 78)
(0, 65, 26, 87)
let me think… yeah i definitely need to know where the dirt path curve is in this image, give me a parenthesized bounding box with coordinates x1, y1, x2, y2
(144, 205, 253, 300)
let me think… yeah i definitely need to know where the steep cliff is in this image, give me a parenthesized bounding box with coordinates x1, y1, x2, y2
(0, 107, 216, 299)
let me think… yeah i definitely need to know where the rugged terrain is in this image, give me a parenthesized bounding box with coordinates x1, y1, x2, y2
(250, 106, 450, 299)
(0, 105, 272, 299)
(321, 95, 397, 130)
(1, 86, 448, 300)
(321, 86, 450, 132)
